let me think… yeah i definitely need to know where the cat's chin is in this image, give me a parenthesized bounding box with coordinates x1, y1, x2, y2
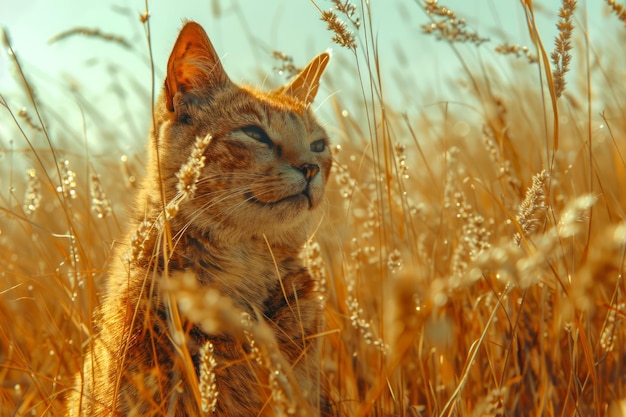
(245, 190, 318, 211)
(237, 198, 320, 242)
(250, 197, 316, 226)
(214, 217, 313, 249)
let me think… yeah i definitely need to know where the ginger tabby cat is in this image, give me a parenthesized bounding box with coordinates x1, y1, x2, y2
(66, 21, 331, 416)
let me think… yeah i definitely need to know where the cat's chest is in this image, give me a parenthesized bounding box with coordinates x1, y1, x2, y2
(190, 244, 295, 310)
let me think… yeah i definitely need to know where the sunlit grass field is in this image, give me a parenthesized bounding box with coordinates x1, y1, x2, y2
(1, 1, 626, 415)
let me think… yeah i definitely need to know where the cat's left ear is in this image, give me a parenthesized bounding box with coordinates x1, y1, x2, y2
(276, 52, 330, 106)
(165, 21, 230, 112)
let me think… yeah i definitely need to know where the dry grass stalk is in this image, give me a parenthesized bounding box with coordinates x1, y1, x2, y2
(126, 218, 152, 263)
(120, 154, 138, 188)
(2, 30, 40, 107)
(329, 0, 361, 29)
(175, 134, 212, 201)
(556, 194, 596, 239)
(139, 11, 150, 23)
(89, 173, 112, 219)
(422, 0, 488, 45)
(600, 302, 625, 352)
(606, 0, 626, 25)
(198, 341, 219, 413)
(494, 43, 538, 64)
(17, 108, 43, 131)
(57, 160, 78, 200)
(48, 27, 133, 49)
(394, 142, 410, 180)
(22, 169, 41, 216)
(513, 170, 549, 246)
(317, 0, 360, 52)
(161, 134, 212, 224)
(481, 125, 522, 193)
(272, 51, 302, 79)
(320, 10, 357, 50)
(551, 0, 577, 99)
(302, 240, 328, 304)
(345, 276, 388, 353)
(449, 190, 492, 279)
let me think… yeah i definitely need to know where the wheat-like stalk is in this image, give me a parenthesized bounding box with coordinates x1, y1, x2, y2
(90, 173, 112, 219)
(126, 218, 152, 263)
(161, 134, 213, 224)
(320, 10, 357, 50)
(57, 160, 78, 200)
(272, 51, 301, 79)
(606, 0, 626, 25)
(48, 27, 133, 49)
(495, 43, 538, 64)
(22, 169, 41, 216)
(422, 0, 488, 45)
(551, 0, 577, 99)
(513, 170, 549, 246)
(17, 108, 43, 131)
(176, 134, 212, 200)
(198, 341, 219, 413)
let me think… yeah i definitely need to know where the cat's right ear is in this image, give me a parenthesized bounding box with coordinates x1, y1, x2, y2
(164, 21, 230, 112)
(275, 51, 330, 106)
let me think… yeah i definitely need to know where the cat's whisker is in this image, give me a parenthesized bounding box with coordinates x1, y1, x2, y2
(171, 187, 254, 242)
(176, 186, 269, 236)
(194, 172, 265, 185)
(222, 186, 289, 215)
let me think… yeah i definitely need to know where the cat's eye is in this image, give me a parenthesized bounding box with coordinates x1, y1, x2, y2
(310, 139, 326, 153)
(241, 125, 274, 148)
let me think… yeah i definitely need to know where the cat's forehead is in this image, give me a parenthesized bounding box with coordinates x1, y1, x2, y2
(236, 86, 323, 133)
(241, 86, 308, 115)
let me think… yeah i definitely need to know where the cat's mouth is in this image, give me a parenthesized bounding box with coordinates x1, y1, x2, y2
(245, 189, 315, 210)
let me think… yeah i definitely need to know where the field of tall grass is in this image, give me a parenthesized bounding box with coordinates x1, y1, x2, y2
(1, 0, 626, 415)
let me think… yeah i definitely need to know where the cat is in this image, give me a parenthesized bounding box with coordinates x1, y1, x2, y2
(66, 21, 332, 416)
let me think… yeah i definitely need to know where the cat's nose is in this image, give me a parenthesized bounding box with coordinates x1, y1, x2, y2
(299, 163, 320, 182)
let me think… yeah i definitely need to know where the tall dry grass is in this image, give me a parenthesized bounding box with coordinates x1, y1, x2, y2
(1, 1, 626, 416)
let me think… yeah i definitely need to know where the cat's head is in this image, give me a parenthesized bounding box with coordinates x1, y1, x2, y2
(149, 21, 331, 245)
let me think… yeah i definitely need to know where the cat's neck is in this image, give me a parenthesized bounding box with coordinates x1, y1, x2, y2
(166, 222, 305, 311)
(176, 222, 301, 262)
(128, 217, 305, 312)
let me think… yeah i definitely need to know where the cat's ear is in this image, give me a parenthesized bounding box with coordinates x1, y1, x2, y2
(165, 21, 230, 112)
(276, 52, 330, 106)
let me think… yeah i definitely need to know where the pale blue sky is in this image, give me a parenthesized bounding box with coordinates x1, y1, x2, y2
(0, 1, 617, 153)
(0, 0, 536, 101)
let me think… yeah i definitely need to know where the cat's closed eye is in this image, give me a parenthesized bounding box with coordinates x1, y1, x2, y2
(241, 125, 274, 148)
